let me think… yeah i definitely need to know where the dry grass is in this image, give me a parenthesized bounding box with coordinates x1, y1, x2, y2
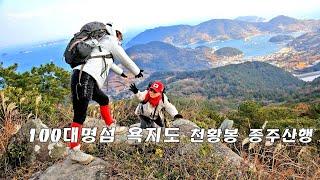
(0, 92, 23, 156)
(83, 142, 234, 179)
(79, 129, 320, 179)
(228, 138, 320, 179)
(0, 94, 319, 179)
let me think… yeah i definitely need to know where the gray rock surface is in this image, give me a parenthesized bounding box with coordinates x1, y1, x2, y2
(32, 118, 243, 179)
(219, 119, 234, 132)
(7, 118, 67, 164)
(173, 118, 242, 167)
(35, 157, 107, 180)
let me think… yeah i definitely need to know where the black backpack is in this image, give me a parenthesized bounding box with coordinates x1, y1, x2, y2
(64, 21, 110, 68)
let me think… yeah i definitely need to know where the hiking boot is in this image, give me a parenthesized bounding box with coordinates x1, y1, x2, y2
(69, 145, 94, 165)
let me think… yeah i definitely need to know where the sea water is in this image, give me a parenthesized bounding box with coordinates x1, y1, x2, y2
(0, 40, 70, 72)
(0, 33, 303, 72)
(186, 33, 303, 58)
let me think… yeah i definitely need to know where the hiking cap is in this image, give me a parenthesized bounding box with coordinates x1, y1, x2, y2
(150, 81, 164, 93)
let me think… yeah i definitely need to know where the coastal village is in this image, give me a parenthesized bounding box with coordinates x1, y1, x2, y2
(208, 44, 320, 72)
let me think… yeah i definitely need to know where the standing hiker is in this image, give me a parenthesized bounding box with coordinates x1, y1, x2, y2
(129, 81, 183, 129)
(65, 22, 144, 164)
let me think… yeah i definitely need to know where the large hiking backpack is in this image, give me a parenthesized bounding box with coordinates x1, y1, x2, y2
(64, 21, 110, 68)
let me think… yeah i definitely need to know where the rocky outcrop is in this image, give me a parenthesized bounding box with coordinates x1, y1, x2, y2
(172, 118, 243, 167)
(32, 118, 244, 179)
(32, 156, 107, 180)
(6, 118, 67, 165)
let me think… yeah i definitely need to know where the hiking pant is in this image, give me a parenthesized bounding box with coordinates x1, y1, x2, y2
(71, 69, 109, 125)
(139, 115, 164, 129)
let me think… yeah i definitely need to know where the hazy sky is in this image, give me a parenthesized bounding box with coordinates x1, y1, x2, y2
(1, 0, 320, 48)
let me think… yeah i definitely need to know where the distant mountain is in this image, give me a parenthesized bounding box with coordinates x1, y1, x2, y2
(138, 61, 305, 101)
(267, 15, 299, 25)
(288, 31, 320, 54)
(127, 15, 320, 47)
(269, 34, 294, 43)
(235, 16, 266, 22)
(127, 19, 259, 47)
(126, 25, 192, 48)
(299, 76, 320, 101)
(126, 41, 212, 72)
(258, 15, 307, 33)
(266, 31, 320, 71)
(214, 47, 243, 57)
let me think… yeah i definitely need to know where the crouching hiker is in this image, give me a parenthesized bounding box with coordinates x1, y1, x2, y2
(129, 81, 183, 129)
(65, 22, 144, 164)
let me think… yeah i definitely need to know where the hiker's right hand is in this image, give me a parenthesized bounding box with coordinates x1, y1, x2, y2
(121, 73, 127, 78)
(129, 83, 139, 94)
(135, 70, 144, 78)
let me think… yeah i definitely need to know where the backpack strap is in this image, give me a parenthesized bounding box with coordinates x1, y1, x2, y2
(152, 105, 159, 119)
(75, 64, 85, 100)
(89, 54, 113, 59)
(99, 46, 107, 77)
(78, 64, 85, 85)
(77, 51, 93, 89)
(140, 104, 144, 114)
(68, 36, 88, 51)
(160, 107, 167, 128)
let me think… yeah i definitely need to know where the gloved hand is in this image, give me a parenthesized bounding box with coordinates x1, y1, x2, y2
(135, 70, 144, 78)
(174, 114, 183, 120)
(121, 73, 127, 78)
(129, 83, 139, 94)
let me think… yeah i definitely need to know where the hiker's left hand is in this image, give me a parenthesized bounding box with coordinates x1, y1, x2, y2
(129, 83, 139, 94)
(135, 69, 144, 78)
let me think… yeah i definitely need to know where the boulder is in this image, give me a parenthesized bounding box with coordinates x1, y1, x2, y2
(7, 118, 67, 165)
(171, 118, 198, 127)
(172, 118, 242, 167)
(32, 157, 107, 180)
(172, 118, 199, 137)
(219, 119, 234, 132)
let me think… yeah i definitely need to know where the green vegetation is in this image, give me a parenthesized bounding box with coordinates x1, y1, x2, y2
(229, 101, 320, 140)
(0, 62, 72, 125)
(269, 35, 294, 43)
(82, 142, 236, 179)
(141, 61, 309, 102)
(0, 62, 319, 179)
(214, 47, 243, 57)
(126, 41, 211, 71)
